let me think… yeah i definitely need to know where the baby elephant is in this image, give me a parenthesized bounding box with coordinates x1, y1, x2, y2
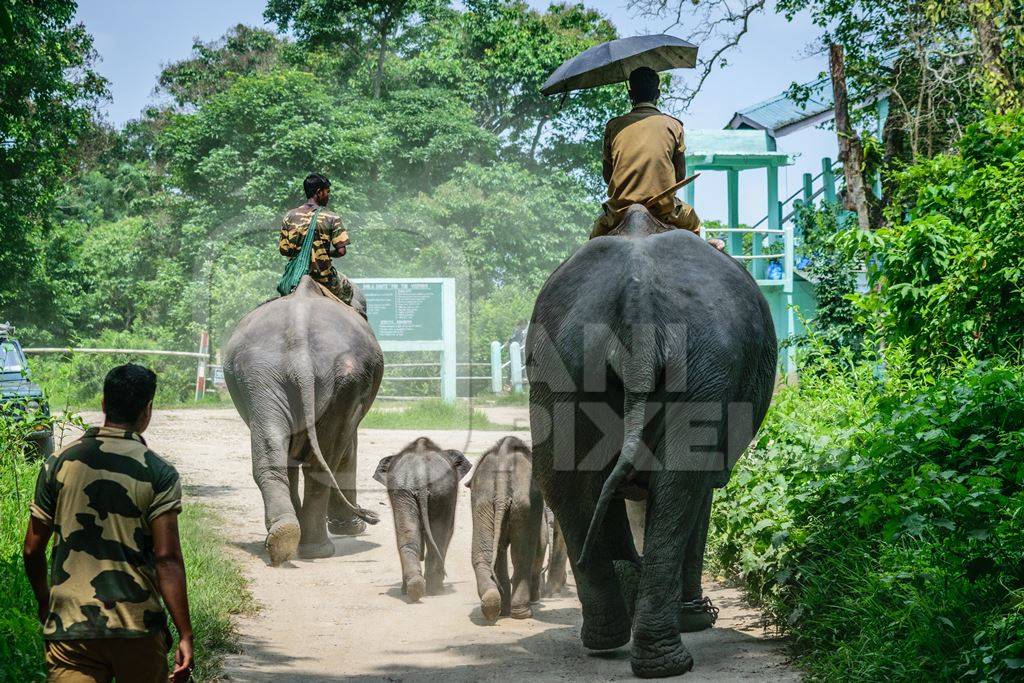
(467, 436, 544, 621)
(374, 437, 471, 602)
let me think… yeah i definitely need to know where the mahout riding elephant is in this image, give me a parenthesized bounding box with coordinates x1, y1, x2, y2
(224, 276, 383, 566)
(541, 507, 569, 597)
(373, 436, 471, 601)
(467, 436, 545, 621)
(527, 205, 777, 677)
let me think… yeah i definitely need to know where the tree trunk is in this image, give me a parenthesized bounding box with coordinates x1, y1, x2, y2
(829, 43, 872, 231)
(970, 0, 1020, 112)
(529, 116, 548, 160)
(373, 31, 387, 99)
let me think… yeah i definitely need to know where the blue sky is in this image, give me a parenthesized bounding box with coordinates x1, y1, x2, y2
(76, 0, 838, 224)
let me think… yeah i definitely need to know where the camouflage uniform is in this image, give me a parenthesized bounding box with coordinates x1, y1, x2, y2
(279, 201, 354, 304)
(30, 427, 181, 679)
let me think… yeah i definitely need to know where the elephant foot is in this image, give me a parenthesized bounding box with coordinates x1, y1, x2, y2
(480, 588, 501, 622)
(510, 604, 533, 619)
(678, 596, 719, 633)
(328, 516, 366, 536)
(426, 577, 444, 596)
(631, 636, 694, 678)
(406, 576, 426, 603)
(580, 614, 632, 651)
(297, 539, 335, 560)
(266, 518, 301, 566)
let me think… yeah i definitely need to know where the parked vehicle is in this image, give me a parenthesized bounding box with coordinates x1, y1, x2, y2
(0, 322, 53, 458)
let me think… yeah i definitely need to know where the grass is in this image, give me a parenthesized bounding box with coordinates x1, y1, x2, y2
(174, 504, 254, 681)
(0, 421, 252, 682)
(361, 398, 514, 430)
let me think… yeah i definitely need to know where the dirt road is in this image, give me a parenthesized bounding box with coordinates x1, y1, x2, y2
(70, 409, 796, 681)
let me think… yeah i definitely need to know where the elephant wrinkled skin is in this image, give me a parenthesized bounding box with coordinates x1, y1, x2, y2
(527, 205, 777, 677)
(468, 436, 545, 621)
(224, 276, 383, 566)
(374, 437, 471, 601)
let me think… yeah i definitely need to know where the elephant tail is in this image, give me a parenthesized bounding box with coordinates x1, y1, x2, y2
(489, 497, 510, 575)
(417, 491, 445, 576)
(296, 376, 380, 526)
(578, 390, 646, 568)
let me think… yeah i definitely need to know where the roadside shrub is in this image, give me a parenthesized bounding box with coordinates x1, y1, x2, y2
(712, 360, 1024, 680)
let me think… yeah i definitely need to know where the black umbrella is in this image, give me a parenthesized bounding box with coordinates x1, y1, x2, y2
(540, 34, 698, 96)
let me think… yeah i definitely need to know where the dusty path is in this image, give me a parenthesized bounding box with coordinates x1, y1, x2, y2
(70, 409, 796, 681)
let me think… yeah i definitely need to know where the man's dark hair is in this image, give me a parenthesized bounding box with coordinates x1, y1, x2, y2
(304, 173, 331, 199)
(628, 67, 660, 103)
(103, 363, 157, 425)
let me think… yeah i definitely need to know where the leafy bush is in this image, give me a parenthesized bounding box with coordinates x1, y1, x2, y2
(712, 358, 1024, 681)
(856, 111, 1024, 365)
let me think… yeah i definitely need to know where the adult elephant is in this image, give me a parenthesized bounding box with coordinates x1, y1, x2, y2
(224, 276, 383, 565)
(527, 205, 777, 677)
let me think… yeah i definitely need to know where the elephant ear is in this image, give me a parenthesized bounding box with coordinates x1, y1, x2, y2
(444, 450, 472, 482)
(373, 455, 394, 485)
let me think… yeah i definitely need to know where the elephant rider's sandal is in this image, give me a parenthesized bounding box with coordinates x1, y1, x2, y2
(678, 596, 720, 633)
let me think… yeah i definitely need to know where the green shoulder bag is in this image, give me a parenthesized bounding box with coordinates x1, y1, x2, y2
(276, 206, 323, 297)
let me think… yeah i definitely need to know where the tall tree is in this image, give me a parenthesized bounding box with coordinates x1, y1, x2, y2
(0, 0, 107, 329)
(829, 43, 871, 229)
(264, 0, 443, 97)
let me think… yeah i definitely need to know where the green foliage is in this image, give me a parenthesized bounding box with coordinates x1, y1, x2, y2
(713, 352, 1024, 681)
(0, 0, 107, 332)
(850, 111, 1024, 365)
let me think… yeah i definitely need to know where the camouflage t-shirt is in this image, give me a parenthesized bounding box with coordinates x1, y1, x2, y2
(278, 201, 350, 284)
(30, 426, 182, 640)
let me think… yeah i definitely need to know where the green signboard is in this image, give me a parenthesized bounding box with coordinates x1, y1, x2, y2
(354, 280, 445, 342)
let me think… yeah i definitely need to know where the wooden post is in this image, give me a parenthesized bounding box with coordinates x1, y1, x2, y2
(802, 172, 814, 203)
(490, 341, 502, 394)
(193, 330, 209, 402)
(509, 342, 523, 393)
(821, 157, 837, 204)
(726, 169, 742, 256)
(829, 43, 872, 230)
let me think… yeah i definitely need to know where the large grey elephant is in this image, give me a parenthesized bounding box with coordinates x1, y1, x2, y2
(224, 276, 384, 566)
(527, 206, 777, 677)
(373, 437, 471, 601)
(467, 436, 545, 621)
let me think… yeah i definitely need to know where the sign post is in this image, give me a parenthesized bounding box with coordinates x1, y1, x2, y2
(352, 278, 457, 403)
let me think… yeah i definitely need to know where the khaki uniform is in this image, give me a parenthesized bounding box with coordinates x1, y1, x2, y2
(279, 201, 354, 304)
(31, 427, 182, 682)
(590, 102, 701, 238)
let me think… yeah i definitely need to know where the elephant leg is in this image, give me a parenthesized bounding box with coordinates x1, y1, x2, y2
(509, 501, 541, 618)
(288, 462, 302, 516)
(678, 488, 718, 633)
(549, 491, 634, 651)
(495, 537, 512, 616)
(329, 435, 365, 536)
(544, 520, 569, 597)
(392, 491, 426, 602)
(250, 421, 300, 566)
(297, 460, 334, 559)
(625, 499, 647, 553)
(530, 522, 545, 604)
(424, 499, 454, 596)
(631, 473, 712, 678)
(472, 500, 502, 621)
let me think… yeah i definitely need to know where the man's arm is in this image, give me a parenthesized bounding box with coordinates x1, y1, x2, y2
(673, 151, 686, 183)
(23, 517, 52, 623)
(279, 216, 299, 257)
(152, 511, 194, 682)
(328, 215, 349, 258)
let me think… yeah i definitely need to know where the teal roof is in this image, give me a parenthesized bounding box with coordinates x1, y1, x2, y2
(684, 129, 791, 169)
(726, 77, 835, 138)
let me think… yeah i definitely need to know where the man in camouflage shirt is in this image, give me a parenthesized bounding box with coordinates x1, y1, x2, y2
(279, 172, 354, 304)
(23, 364, 194, 682)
